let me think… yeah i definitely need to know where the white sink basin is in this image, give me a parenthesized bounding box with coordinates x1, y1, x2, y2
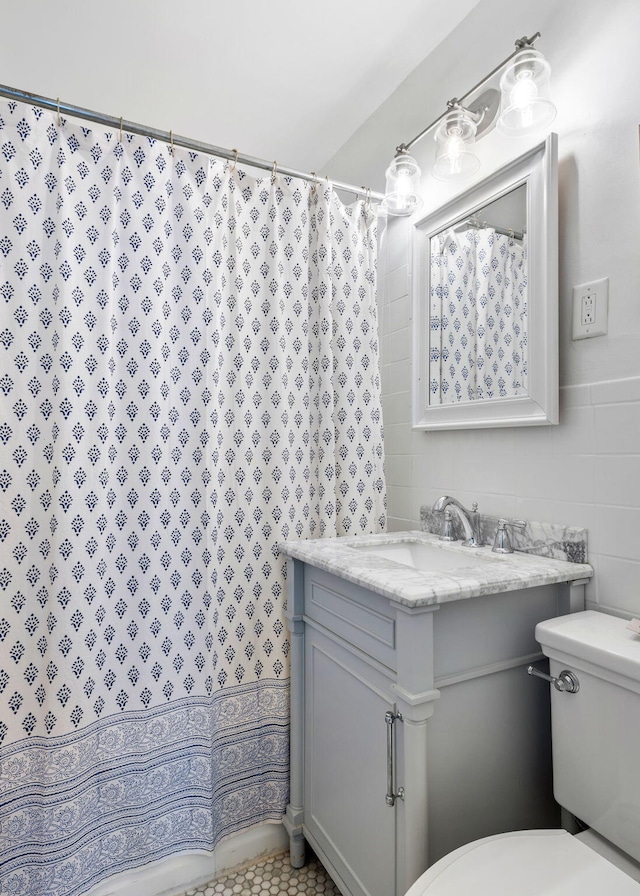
(351, 540, 496, 573)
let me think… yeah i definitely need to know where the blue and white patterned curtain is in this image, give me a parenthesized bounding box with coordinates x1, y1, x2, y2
(0, 98, 385, 896)
(429, 227, 528, 403)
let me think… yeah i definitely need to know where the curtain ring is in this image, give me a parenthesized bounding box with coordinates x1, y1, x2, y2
(57, 97, 61, 127)
(170, 130, 175, 157)
(272, 160, 278, 182)
(231, 148, 238, 172)
(119, 116, 123, 143)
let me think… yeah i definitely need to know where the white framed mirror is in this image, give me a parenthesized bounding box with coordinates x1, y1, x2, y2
(411, 134, 558, 430)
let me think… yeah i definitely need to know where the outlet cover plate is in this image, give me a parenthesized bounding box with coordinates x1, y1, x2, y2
(572, 277, 608, 340)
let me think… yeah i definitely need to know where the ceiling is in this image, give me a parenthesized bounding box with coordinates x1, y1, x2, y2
(1, 0, 482, 175)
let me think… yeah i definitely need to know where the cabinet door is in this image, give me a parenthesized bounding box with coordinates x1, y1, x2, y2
(304, 626, 397, 896)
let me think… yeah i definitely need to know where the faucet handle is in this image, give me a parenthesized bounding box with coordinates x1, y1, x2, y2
(492, 518, 526, 554)
(439, 508, 456, 542)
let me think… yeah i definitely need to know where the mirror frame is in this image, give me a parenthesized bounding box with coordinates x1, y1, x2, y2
(411, 134, 558, 430)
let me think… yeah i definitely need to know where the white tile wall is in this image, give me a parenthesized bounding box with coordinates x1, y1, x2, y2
(378, 223, 640, 617)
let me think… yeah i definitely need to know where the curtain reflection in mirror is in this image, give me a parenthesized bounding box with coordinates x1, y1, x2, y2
(429, 227, 528, 404)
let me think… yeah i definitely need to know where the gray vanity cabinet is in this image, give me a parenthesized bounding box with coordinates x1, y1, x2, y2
(304, 623, 397, 896)
(283, 556, 588, 896)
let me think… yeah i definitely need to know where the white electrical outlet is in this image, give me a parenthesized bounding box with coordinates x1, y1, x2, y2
(572, 277, 608, 340)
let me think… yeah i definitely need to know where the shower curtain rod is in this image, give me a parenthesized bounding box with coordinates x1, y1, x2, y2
(0, 83, 385, 203)
(457, 218, 525, 241)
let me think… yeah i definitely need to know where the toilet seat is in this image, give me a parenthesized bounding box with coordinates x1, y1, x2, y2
(406, 829, 640, 895)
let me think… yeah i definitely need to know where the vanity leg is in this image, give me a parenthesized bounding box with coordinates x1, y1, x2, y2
(284, 805, 306, 868)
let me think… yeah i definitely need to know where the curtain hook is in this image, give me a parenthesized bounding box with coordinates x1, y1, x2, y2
(56, 97, 61, 127)
(170, 130, 175, 158)
(272, 160, 278, 182)
(119, 116, 123, 143)
(231, 148, 238, 172)
(310, 172, 318, 198)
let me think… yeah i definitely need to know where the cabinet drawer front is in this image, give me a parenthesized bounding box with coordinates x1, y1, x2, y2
(305, 568, 396, 669)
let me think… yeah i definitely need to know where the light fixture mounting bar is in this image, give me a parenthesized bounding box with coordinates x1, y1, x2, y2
(403, 32, 542, 151)
(444, 90, 501, 140)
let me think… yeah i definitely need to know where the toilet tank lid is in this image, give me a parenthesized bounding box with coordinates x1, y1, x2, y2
(536, 610, 640, 684)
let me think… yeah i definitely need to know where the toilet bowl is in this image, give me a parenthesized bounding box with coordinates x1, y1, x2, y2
(405, 829, 640, 895)
(405, 611, 640, 895)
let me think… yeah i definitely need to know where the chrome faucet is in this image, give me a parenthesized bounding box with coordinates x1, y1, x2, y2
(432, 496, 482, 547)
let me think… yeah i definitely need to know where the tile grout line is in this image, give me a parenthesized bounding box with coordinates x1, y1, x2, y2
(179, 851, 340, 896)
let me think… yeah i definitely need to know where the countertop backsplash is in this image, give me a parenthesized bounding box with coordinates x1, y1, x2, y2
(420, 506, 588, 565)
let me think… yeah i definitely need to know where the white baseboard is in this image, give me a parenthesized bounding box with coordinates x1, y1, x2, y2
(87, 822, 289, 896)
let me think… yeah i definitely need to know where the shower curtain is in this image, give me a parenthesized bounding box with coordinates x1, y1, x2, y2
(429, 226, 528, 403)
(0, 98, 385, 896)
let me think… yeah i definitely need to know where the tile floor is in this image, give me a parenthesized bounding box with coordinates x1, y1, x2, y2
(181, 851, 341, 896)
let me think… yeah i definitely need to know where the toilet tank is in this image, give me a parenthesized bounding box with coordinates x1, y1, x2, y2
(536, 610, 640, 865)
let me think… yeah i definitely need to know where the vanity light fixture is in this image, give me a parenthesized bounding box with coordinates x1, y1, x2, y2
(383, 32, 556, 215)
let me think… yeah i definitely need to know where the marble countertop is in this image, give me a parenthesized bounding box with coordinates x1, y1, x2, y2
(279, 531, 594, 608)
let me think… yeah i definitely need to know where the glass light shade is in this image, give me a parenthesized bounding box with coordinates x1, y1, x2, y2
(497, 47, 557, 135)
(432, 109, 480, 181)
(384, 150, 423, 216)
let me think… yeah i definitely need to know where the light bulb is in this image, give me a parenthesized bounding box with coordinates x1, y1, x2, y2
(510, 72, 538, 109)
(442, 135, 465, 176)
(508, 73, 538, 130)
